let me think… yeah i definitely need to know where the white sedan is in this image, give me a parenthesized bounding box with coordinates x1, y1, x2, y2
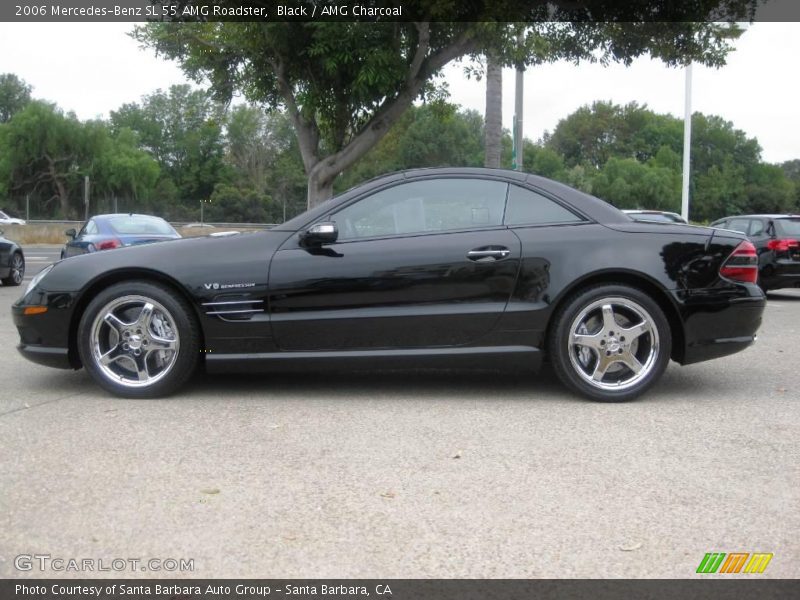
(0, 210, 25, 225)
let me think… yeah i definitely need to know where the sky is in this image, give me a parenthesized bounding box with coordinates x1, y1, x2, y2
(0, 21, 798, 164)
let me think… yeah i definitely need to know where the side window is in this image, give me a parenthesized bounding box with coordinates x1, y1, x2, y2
(332, 178, 508, 240)
(504, 185, 583, 226)
(748, 219, 765, 237)
(727, 218, 750, 235)
(83, 220, 98, 235)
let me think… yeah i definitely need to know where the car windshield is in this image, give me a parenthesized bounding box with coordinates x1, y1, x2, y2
(775, 218, 800, 237)
(108, 216, 175, 235)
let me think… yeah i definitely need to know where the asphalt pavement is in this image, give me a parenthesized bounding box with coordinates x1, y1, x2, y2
(0, 249, 797, 578)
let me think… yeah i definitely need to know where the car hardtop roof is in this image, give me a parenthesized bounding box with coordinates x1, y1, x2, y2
(275, 167, 629, 231)
(93, 213, 168, 219)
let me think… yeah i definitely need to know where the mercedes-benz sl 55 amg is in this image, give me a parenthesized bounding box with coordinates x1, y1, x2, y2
(13, 168, 765, 402)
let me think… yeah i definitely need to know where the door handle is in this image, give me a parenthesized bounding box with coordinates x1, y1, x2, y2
(467, 247, 511, 261)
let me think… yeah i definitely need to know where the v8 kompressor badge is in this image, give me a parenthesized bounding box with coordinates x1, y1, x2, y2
(203, 282, 256, 290)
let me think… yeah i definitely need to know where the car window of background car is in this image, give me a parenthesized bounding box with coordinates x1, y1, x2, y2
(332, 178, 508, 240)
(749, 220, 766, 237)
(505, 185, 584, 226)
(726, 218, 751, 234)
(83, 220, 98, 235)
(109, 216, 175, 235)
(775, 218, 800, 237)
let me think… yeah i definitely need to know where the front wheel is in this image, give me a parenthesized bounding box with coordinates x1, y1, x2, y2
(1, 252, 25, 286)
(77, 281, 200, 398)
(549, 284, 672, 402)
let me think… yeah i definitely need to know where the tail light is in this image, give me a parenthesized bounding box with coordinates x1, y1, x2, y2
(719, 240, 758, 284)
(766, 238, 799, 252)
(95, 239, 122, 251)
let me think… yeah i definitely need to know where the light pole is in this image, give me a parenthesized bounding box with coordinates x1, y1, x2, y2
(681, 63, 693, 222)
(512, 31, 525, 172)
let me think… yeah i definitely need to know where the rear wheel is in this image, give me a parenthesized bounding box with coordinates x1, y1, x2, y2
(549, 284, 671, 402)
(77, 281, 200, 398)
(1, 252, 24, 286)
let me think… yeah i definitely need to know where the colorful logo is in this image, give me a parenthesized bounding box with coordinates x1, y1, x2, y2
(696, 552, 773, 574)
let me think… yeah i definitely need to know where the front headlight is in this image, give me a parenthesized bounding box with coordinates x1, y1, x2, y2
(25, 263, 54, 297)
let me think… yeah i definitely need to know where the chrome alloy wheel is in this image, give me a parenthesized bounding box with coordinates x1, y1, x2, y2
(567, 296, 660, 391)
(10, 253, 24, 284)
(89, 295, 180, 388)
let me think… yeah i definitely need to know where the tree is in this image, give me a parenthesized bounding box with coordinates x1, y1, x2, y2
(336, 102, 484, 191)
(0, 73, 31, 123)
(110, 85, 230, 213)
(546, 101, 684, 168)
(136, 2, 754, 209)
(484, 53, 503, 168)
(0, 101, 85, 217)
(94, 127, 161, 212)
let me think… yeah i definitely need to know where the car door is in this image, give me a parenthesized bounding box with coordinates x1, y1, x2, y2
(267, 177, 522, 351)
(748, 219, 772, 267)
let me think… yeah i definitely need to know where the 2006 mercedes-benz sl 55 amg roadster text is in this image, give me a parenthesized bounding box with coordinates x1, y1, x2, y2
(13, 168, 765, 402)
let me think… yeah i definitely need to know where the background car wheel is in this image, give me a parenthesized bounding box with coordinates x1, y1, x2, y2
(1, 252, 24, 286)
(757, 276, 769, 294)
(549, 284, 672, 402)
(77, 281, 200, 398)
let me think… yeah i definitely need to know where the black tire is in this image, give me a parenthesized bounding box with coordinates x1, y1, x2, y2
(549, 284, 672, 402)
(757, 276, 769, 294)
(1, 252, 25, 286)
(77, 280, 200, 398)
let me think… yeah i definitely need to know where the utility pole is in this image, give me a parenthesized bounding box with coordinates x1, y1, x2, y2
(512, 32, 525, 172)
(681, 63, 693, 222)
(83, 175, 90, 221)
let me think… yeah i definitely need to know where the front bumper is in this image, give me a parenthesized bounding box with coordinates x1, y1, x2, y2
(12, 294, 79, 370)
(16, 344, 73, 369)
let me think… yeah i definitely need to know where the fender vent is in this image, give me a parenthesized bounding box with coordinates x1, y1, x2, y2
(202, 298, 264, 321)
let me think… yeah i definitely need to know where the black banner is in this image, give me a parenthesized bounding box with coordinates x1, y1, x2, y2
(3, 0, 800, 23)
(2, 579, 800, 600)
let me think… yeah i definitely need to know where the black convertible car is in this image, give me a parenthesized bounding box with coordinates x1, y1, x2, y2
(0, 231, 25, 286)
(13, 168, 765, 402)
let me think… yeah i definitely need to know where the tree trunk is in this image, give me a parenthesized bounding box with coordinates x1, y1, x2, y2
(484, 52, 503, 169)
(307, 169, 335, 209)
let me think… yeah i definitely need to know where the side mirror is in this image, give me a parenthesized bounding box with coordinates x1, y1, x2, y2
(65, 228, 77, 239)
(300, 222, 338, 246)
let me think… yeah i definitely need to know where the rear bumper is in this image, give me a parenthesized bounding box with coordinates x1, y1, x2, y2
(761, 260, 800, 290)
(680, 293, 765, 365)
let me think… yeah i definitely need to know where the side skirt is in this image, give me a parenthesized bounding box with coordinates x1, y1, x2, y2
(205, 345, 541, 373)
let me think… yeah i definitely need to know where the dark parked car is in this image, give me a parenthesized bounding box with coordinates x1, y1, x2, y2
(709, 214, 800, 291)
(622, 210, 688, 224)
(0, 230, 25, 286)
(14, 168, 765, 402)
(61, 213, 181, 259)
